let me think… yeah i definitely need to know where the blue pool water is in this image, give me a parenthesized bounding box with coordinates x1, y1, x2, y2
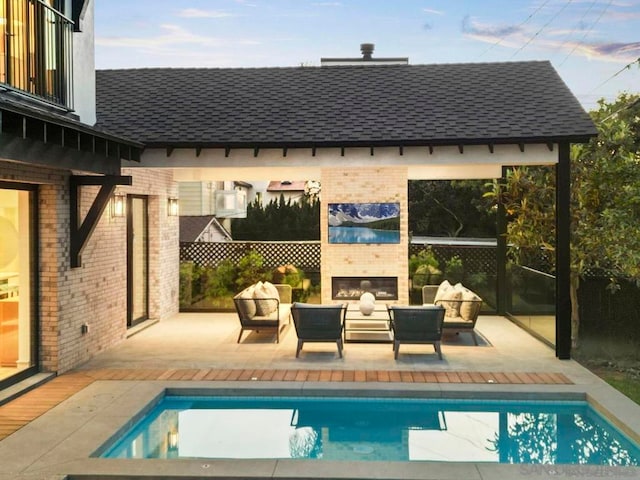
(100, 396, 640, 465)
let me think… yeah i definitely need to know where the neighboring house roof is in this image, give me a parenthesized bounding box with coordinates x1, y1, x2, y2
(95, 61, 596, 149)
(267, 181, 306, 192)
(179, 215, 232, 242)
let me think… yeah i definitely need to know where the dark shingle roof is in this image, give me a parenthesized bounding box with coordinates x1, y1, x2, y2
(179, 215, 231, 242)
(96, 61, 596, 148)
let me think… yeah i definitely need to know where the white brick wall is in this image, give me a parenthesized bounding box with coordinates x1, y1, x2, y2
(320, 166, 409, 305)
(1, 160, 179, 374)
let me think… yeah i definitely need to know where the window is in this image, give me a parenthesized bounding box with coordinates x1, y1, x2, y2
(0, 0, 74, 109)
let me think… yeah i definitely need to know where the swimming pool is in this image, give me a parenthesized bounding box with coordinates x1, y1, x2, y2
(99, 394, 640, 465)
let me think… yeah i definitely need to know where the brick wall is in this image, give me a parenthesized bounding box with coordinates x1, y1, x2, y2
(320, 166, 409, 305)
(1, 160, 179, 374)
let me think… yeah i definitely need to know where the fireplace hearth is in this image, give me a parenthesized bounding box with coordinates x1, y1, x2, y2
(332, 276, 398, 301)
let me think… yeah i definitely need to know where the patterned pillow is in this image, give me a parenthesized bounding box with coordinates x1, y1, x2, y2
(253, 282, 278, 316)
(439, 289, 462, 318)
(236, 286, 256, 319)
(460, 290, 482, 321)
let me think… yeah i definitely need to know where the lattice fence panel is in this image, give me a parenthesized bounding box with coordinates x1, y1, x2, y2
(180, 241, 321, 270)
(409, 244, 497, 274)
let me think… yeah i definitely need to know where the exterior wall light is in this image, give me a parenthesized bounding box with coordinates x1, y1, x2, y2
(168, 197, 179, 216)
(110, 193, 126, 218)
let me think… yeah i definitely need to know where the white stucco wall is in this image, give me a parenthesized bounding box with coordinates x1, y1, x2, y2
(71, 0, 97, 125)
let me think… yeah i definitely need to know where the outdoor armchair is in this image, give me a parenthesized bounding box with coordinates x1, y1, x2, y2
(388, 305, 445, 359)
(291, 303, 347, 358)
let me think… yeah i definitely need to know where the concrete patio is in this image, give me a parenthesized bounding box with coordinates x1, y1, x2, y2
(0, 312, 639, 480)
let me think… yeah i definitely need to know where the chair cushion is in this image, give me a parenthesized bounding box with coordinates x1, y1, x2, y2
(253, 281, 278, 316)
(236, 286, 256, 319)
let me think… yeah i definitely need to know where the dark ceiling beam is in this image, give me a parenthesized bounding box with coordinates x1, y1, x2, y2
(70, 175, 132, 268)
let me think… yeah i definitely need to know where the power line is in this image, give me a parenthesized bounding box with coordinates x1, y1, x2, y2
(509, 0, 574, 60)
(558, 0, 613, 67)
(554, 0, 598, 64)
(478, 0, 552, 58)
(589, 57, 640, 94)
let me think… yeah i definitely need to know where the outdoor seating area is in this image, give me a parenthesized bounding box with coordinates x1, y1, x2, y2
(423, 281, 483, 346)
(234, 280, 487, 358)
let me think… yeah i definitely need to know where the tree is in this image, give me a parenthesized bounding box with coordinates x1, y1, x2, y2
(408, 180, 495, 237)
(490, 93, 640, 347)
(232, 195, 320, 240)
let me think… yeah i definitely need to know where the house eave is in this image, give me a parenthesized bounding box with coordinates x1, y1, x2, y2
(145, 134, 597, 154)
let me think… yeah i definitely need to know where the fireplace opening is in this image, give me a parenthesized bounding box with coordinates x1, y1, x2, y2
(332, 277, 398, 300)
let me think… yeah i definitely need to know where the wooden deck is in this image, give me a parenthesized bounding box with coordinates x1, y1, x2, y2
(0, 368, 572, 441)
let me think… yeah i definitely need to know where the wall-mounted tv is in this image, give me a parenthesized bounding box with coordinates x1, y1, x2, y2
(328, 202, 400, 244)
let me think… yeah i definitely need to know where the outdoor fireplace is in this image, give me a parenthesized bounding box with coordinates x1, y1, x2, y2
(331, 277, 398, 301)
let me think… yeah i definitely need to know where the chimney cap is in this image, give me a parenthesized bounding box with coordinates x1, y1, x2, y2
(360, 43, 375, 60)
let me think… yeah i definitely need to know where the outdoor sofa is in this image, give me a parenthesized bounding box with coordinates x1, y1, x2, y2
(233, 282, 292, 343)
(422, 280, 483, 345)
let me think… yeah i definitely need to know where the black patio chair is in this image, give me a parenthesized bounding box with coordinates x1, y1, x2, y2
(388, 305, 446, 359)
(291, 303, 347, 358)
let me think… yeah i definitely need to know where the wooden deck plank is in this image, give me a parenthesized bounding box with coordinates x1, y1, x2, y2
(0, 367, 575, 442)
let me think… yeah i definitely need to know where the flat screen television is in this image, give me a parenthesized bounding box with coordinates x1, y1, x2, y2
(328, 202, 400, 244)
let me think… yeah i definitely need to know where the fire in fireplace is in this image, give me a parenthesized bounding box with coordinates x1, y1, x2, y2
(332, 277, 398, 300)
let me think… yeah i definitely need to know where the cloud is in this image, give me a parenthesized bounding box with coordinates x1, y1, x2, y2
(422, 8, 444, 15)
(311, 2, 342, 6)
(461, 15, 524, 42)
(97, 24, 229, 50)
(178, 9, 234, 18)
(566, 40, 640, 62)
(460, 14, 640, 63)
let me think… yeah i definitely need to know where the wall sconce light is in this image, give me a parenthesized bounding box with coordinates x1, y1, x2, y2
(168, 197, 179, 217)
(110, 193, 126, 218)
(167, 430, 179, 450)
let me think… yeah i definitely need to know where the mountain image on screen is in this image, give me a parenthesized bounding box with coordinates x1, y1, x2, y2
(328, 203, 400, 230)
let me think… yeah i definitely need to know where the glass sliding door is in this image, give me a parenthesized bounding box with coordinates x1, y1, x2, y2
(127, 196, 148, 327)
(0, 182, 37, 387)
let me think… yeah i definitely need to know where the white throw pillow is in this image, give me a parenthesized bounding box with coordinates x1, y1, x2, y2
(263, 281, 280, 302)
(434, 280, 453, 303)
(237, 286, 256, 319)
(253, 282, 278, 316)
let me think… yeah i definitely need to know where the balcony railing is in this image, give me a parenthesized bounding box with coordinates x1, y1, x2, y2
(1, 0, 74, 110)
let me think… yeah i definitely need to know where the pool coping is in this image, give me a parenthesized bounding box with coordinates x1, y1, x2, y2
(1, 381, 639, 480)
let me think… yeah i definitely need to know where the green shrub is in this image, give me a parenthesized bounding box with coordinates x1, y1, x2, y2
(410, 248, 442, 286)
(445, 255, 464, 283)
(206, 259, 237, 298)
(236, 250, 270, 290)
(179, 262, 194, 308)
